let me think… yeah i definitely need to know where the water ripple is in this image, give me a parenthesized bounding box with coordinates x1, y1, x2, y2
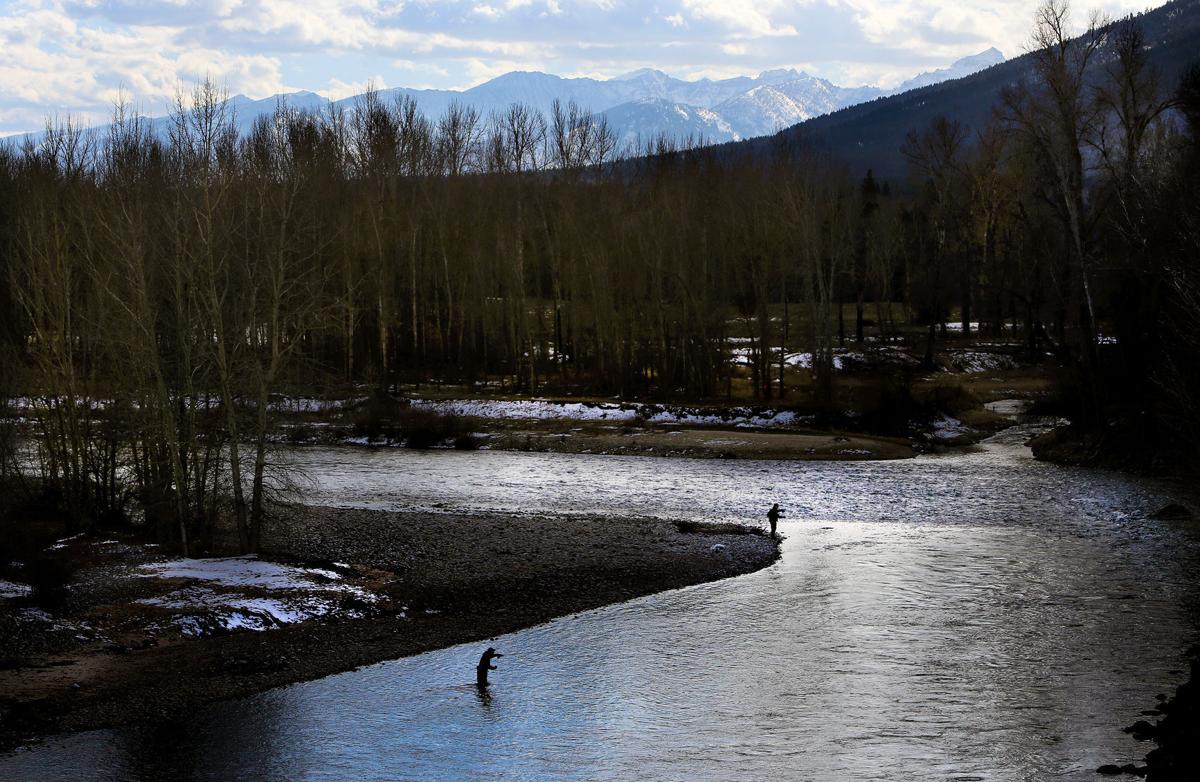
(4, 424, 1199, 781)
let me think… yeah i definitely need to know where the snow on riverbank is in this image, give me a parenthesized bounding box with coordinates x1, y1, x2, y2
(947, 351, 1020, 373)
(268, 397, 367, 414)
(644, 407, 808, 428)
(409, 398, 810, 428)
(139, 556, 354, 590)
(728, 346, 868, 371)
(411, 398, 640, 422)
(0, 579, 32, 599)
(3, 394, 367, 417)
(136, 556, 379, 637)
(928, 414, 974, 443)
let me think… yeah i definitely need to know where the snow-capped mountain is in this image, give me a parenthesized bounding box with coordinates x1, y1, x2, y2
(603, 98, 742, 148)
(893, 47, 1006, 93)
(7, 49, 1005, 150)
(609, 68, 759, 108)
(714, 84, 817, 139)
(713, 72, 884, 138)
(335, 48, 1001, 148)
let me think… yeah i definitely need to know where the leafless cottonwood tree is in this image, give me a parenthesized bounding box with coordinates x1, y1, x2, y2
(5, 0, 1200, 547)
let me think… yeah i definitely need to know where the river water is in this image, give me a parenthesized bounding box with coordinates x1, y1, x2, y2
(4, 419, 1199, 781)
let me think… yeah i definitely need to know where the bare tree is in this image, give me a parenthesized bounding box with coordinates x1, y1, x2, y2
(1002, 0, 1108, 366)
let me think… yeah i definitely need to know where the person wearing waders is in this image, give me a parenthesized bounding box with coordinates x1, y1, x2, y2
(476, 647, 503, 688)
(767, 503, 783, 537)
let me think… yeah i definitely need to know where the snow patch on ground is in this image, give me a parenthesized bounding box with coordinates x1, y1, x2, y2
(46, 533, 85, 551)
(139, 556, 355, 591)
(268, 396, 367, 414)
(413, 398, 641, 422)
(948, 351, 1020, 373)
(138, 585, 354, 636)
(732, 349, 865, 371)
(410, 398, 810, 429)
(929, 414, 973, 443)
(644, 407, 805, 428)
(17, 607, 53, 623)
(0, 578, 32, 599)
(135, 555, 378, 636)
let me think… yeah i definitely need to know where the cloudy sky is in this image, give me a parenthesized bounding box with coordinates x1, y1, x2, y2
(0, 0, 1159, 135)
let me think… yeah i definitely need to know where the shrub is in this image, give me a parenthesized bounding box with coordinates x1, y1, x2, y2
(853, 372, 917, 435)
(350, 391, 410, 440)
(912, 377, 981, 417)
(349, 394, 477, 448)
(0, 485, 74, 565)
(400, 409, 470, 449)
(287, 423, 315, 444)
(1027, 370, 1080, 418)
(453, 433, 483, 450)
(27, 555, 78, 610)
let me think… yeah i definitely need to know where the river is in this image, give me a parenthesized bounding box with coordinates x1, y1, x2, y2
(3, 418, 1198, 781)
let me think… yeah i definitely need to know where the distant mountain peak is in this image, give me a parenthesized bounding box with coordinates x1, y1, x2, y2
(757, 68, 804, 84)
(613, 68, 671, 82)
(951, 47, 1005, 69)
(488, 69, 556, 81)
(894, 47, 1006, 94)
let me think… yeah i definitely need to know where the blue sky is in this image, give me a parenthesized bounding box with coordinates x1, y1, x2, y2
(0, 0, 1157, 135)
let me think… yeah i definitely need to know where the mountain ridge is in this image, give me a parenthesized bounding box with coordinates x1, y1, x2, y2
(726, 0, 1200, 182)
(3, 48, 1008, 152)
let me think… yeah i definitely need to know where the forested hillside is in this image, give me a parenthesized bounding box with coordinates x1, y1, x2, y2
(737, 0, 1200, 182)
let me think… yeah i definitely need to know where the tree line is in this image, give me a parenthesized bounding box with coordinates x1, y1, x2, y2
(0, 1, 1196, 550)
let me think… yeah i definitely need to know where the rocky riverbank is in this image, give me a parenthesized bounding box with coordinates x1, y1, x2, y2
(272, 392, 1010, 461)
(1097, 645, 1200, 780)
(0, 507, 779, 751)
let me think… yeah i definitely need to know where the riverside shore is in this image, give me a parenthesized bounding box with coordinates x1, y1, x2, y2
(451, 424, 919, 460)
(0, 506, 779, 751)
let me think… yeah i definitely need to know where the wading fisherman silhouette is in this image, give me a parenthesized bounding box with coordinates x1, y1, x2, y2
(476, 647, 504, 688)
(767, 503, 783, 537)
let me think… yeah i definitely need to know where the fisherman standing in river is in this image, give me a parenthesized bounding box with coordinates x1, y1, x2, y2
(476, 647, 504, 688)
(767, 503, 783, 537)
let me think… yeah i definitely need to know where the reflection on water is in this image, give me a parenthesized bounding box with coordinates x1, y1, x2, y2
(4, 424, 1198, 781)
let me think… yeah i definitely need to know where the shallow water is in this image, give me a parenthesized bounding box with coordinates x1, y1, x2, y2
(5, 422, 1199, 781)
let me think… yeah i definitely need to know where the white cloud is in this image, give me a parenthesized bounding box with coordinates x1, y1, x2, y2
(681, 0, 802, 37)
(460, 57, 544, 87)
(0, 2, 286, 132)
(472, 4, 504, 19)
(837, 0, 1156, 60)
(392, 59, 451, 78)
(325, 75, 388, 100)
